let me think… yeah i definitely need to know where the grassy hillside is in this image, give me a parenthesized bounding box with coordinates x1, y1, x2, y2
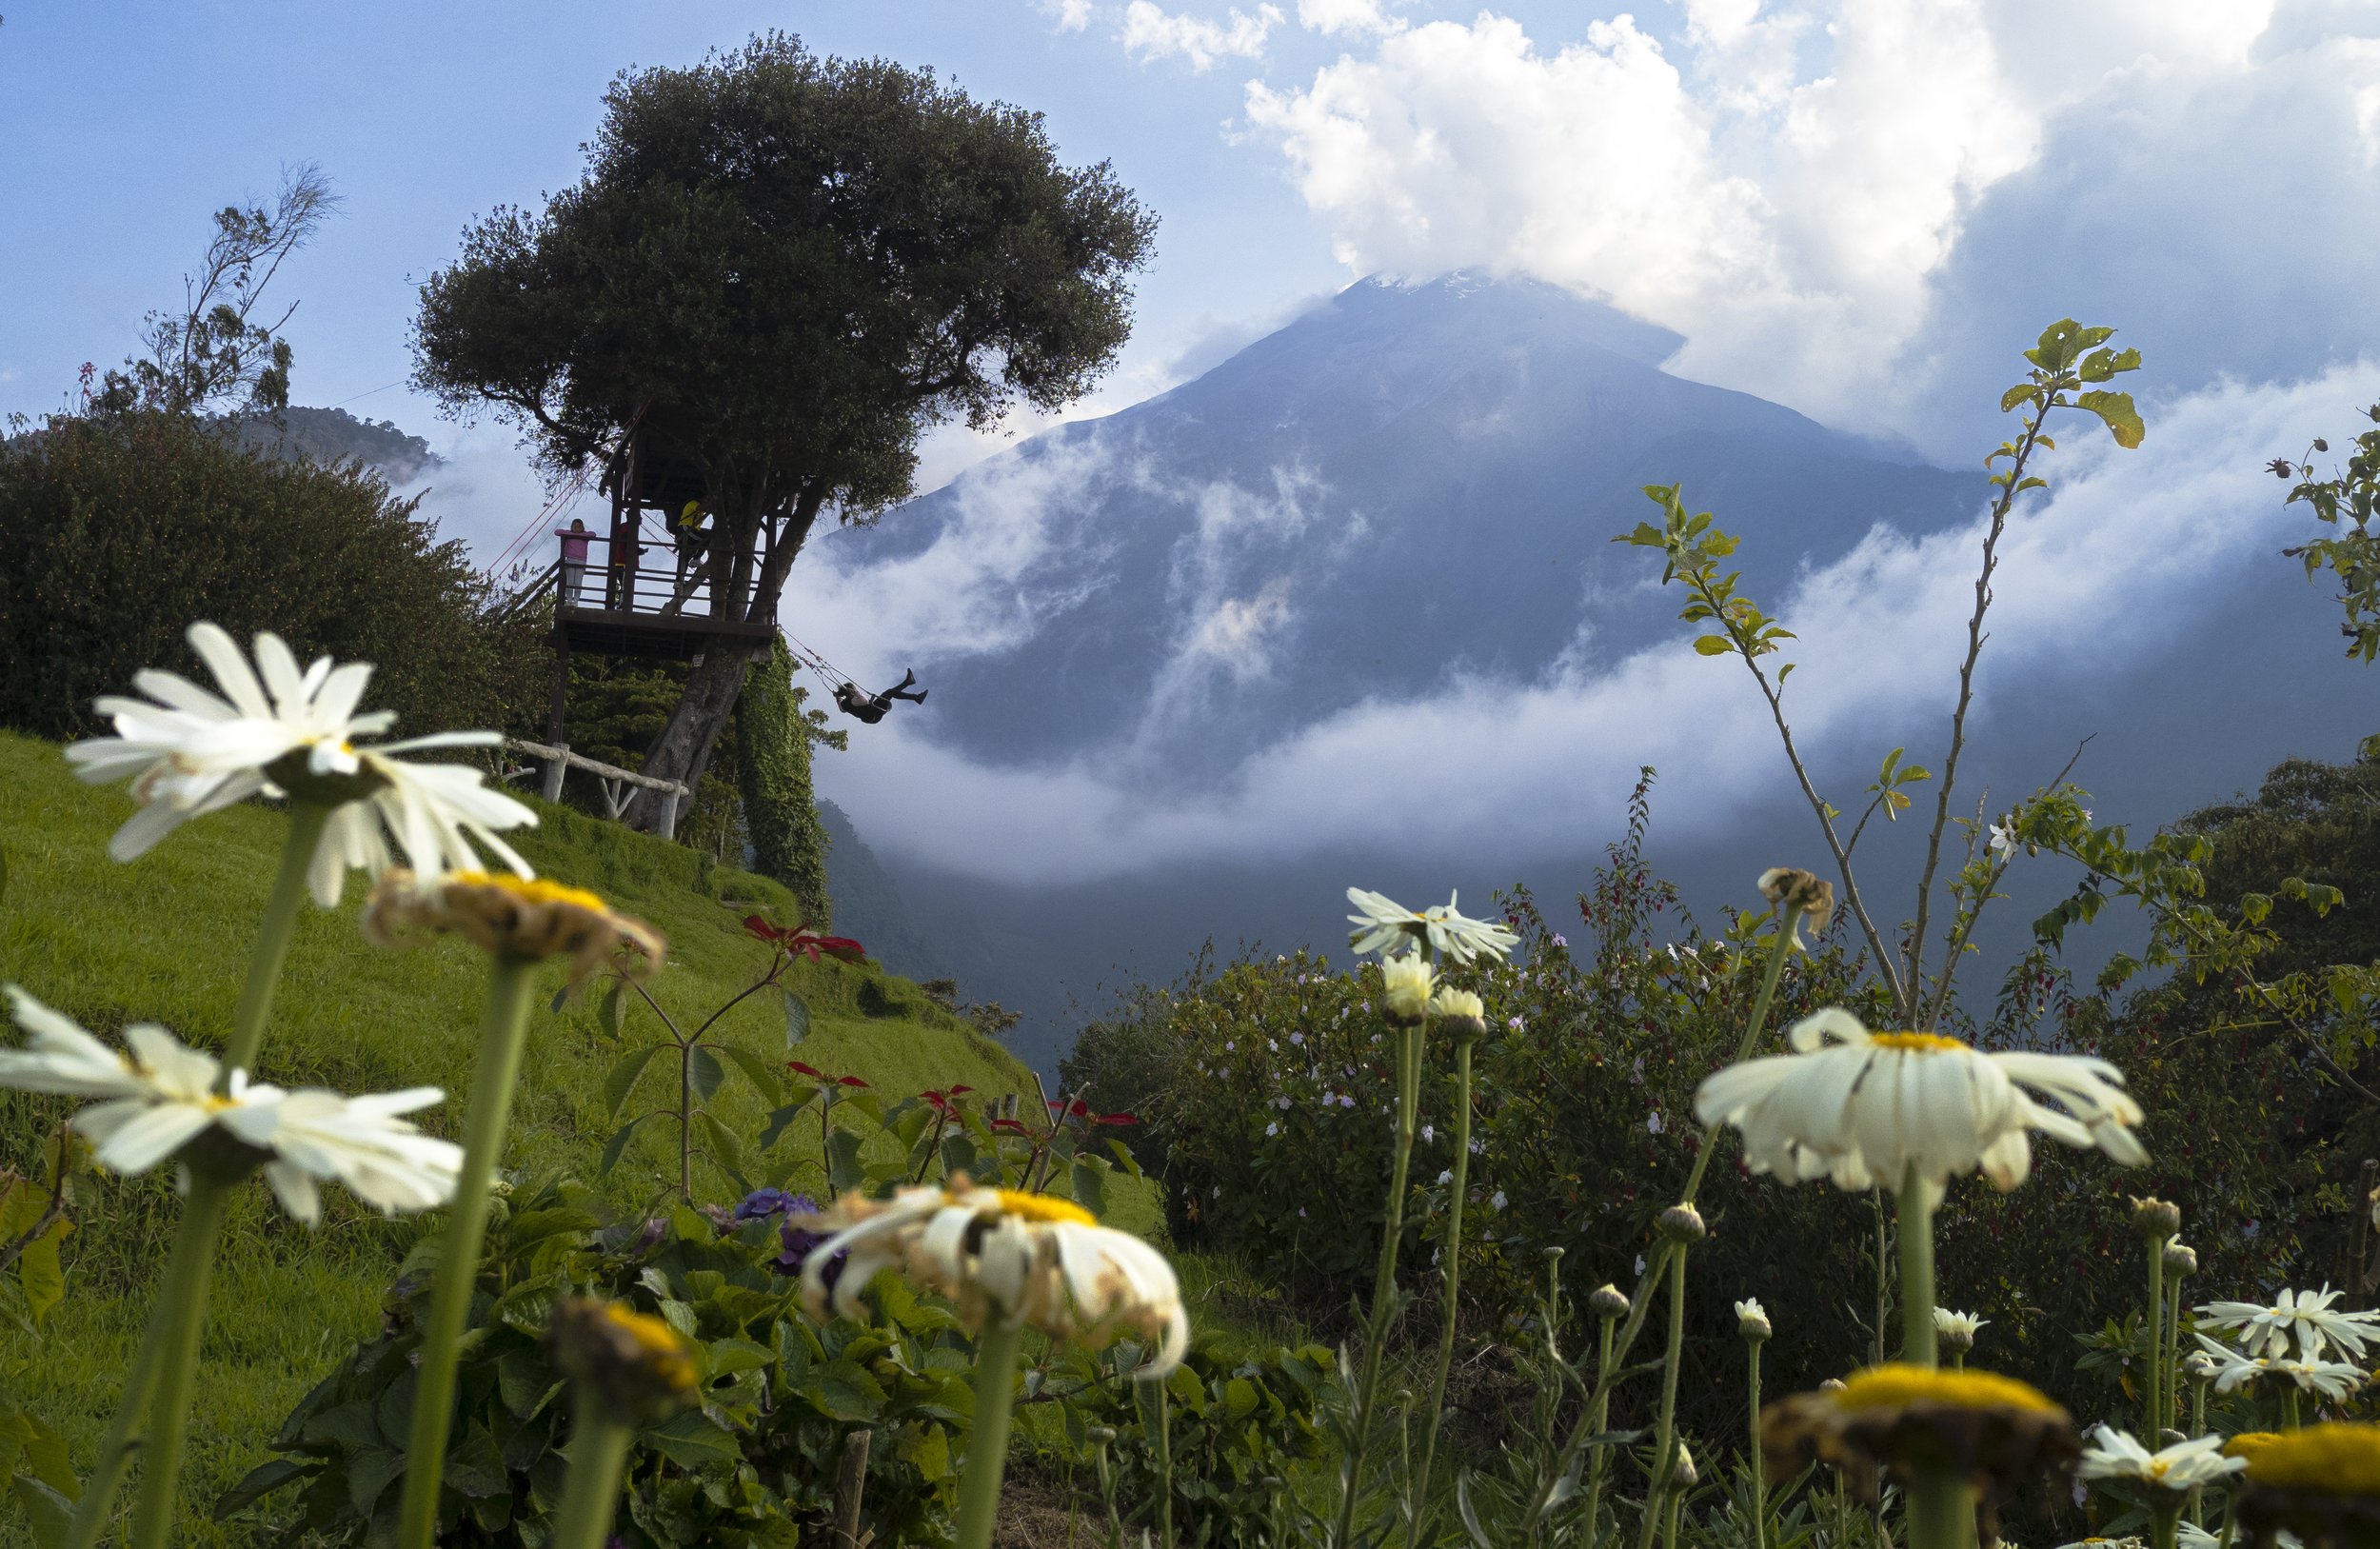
(0, 729, 1070, 1542)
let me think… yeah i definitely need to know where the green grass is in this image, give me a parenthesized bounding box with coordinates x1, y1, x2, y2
(0, 728, 1100, 1544)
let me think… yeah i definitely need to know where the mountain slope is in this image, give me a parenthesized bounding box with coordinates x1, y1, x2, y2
(847, 274, 1982, 782)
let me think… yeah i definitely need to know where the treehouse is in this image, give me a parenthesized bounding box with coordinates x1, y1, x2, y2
(542, 432, 779, 662)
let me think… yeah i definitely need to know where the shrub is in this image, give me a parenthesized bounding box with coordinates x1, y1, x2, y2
(0, 409, 536, 744)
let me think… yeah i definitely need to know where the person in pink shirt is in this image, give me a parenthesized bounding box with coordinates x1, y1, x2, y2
(558, 517, 593, 606)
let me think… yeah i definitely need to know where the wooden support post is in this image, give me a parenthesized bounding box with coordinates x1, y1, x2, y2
(545, 630, 570, 746)
(833, 1429, 873, 1549)
(655, 784, 683, 842)
(541, 743, 569, 804)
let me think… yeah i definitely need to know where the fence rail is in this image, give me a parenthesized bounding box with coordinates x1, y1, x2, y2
(502, 737, 690, 839)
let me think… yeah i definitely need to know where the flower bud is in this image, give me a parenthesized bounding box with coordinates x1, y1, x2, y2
(2129, 1196, 2182, 1240)
(365, 869, 664, 993)
(1589, 1283, 1630, 1320)
(1735, 1298, 1772, 1341)
(1381, 955, 1435, 1025)
(1429, 986, 1488, 1041)
(545, 1297, 698, 1423)
(1818, 1378, 1847, 1395)
(1932, 1306, 1986, 1355)
(1756, 867, 1836, 932)
(1088, 1425, 1119, 1445)
(1667, 1441, 1698, 1491)
(2162, 1241, 2197, 1277)
(2182, 1351, 2220, 1383)
(1656, 1203, 1707, 1243)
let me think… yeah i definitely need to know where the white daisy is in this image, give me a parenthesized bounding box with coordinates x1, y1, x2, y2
(1693, 1008, 2146, 1196)
(0, 988, 459, 1221)
(64, 623, 535, 904)
(1381, 955, 1435, 1023)
(1934, 1307, 1991, 1349)
(1735, 1298, 1772, 1339)
(2076, 1427, 2246, 1492)
(216, 1086, 462, 1223)
(800, 1180, 1187, 1375)
(1345, 887, 1518, 964)
(2197, 1285, 2380, 1362)
(1989, 820, 2019, 856)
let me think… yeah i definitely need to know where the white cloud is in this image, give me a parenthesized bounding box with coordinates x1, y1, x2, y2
(1238, 4, 2380, 445)
(1041, 0, 1097, 30)
(809, 363, 2380, 884)
(1297, 0, 1400, 36)
(1122, 1, 1285, 70)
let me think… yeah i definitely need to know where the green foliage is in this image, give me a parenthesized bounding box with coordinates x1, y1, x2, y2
(736, 642, 843, 930)
(0, 410, 540, 745)
(0, 730, 1041, 1540)
(1042, 1339, 1333, 1549)
(222, 1177, 977, 1546)
(2273, 407, 2380, 664)
(412, 30, 1158, 530)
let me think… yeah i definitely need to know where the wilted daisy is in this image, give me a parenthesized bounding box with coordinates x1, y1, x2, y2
(363, 870, 664, 990)
(2198, 1285, 2380, 1362)
(0, 987, 458, 1219)
(1736, 1298, 1773, 1340)
(798, 1178, 1187, 1375)
(66, 623, 535, 903)
(1345, 887, 1518, 963)
(1694, 1008, 2145, 1197)
(2076, 1428, 2246, 1494)
(2232, 1423, 2380, 1545)
(1760, 1364, 2078, 1508)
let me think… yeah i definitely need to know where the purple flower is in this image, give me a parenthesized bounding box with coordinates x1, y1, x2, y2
(735, 1186, 803, 1222)
(1552, 933, 1568, 948)
(631, 1217, 667, 1253)
(770, 1197, 830, 1278)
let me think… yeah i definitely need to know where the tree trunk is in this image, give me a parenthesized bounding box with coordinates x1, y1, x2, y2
(630, 482, 826, 831)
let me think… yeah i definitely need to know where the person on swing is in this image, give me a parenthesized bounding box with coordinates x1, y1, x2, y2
(833, 669, 928, 724)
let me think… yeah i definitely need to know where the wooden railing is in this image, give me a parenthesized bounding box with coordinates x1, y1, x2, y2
(502, 738, 691, 840)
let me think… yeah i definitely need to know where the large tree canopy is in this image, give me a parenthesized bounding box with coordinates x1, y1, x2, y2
(412, 31, 1156, 800)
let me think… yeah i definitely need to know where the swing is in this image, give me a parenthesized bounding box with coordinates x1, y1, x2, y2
(782, 633, 928, 725)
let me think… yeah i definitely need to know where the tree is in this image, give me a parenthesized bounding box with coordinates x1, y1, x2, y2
(410, 33, 1157, 813)
(736, 640, 844, 927)
(93, 163, 340, 419)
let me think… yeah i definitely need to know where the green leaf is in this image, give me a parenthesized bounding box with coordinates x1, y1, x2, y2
(598, 981, 625, 1042)
(13, 1221, 66, 1328)
(600, 1112, 660, 1177)
(602, 1043, 664, 1119)
(2077, 389, 2145, 449)
(758, 1096, 818, 1153)
(905, 1424, 952, 1482)
(715, 1043, 786, 1105)
(1070, 1160, 1109, 1218)
(782, 989, 811, 1048)
(697, 1111, 749, 1189)
(212, 1457, 308, 1521)
(1692, 635, 1732, 657)
(810, 1358, 890, 1421)
(1999, 383, 2038, 412)
(547, 986, 569, 1016)
(14, 1475, 73, 1545)
(827, 1128, 867, 1195)
(641, 1410, 743, 1469)
(940, 1132, 979, 1182)
(688, 1046, 725, 1107)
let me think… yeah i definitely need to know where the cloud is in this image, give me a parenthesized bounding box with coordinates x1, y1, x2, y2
(808, 363, 2380, 884)
(401, 426, 598, 578)
(1297, 0, 1400, 36)
(1041, 0, 1096, 30)
(1122, 1, 1284, 70)
(1237, 4, 2380, 449)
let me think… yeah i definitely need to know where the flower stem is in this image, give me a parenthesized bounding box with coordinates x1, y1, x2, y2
(2144, 1234, 2167, 1439)
(549, 1394, 637, 1549)
(2165, 1270, 2184, 1437)
(2150, 1499, 2182, 1549)
(1154, 1372, 1175, 1549)
(1905, 1462, 1969, 1549)
(397, 957, 539, 1549)
(1330, 1004, 1426, 1548)
(1634, 1244, 1690, 1549)
(219, 798, 329, 1081)
(1898, 1164, 1936, 1367)
(955, 1319, 1025, 1549)
(1406, 1034, 1474, 1549)
(1582, 1310, 1616, 1543)
(59, 1300, 169, 1549)
(2189, 1378, 2208, 1529)
(123, 1174, 235, 1549)
(1520, 904, 1801, 1546)
(2283, 1384, 2302, 1429)
(1748, 1338, 1767, 1549)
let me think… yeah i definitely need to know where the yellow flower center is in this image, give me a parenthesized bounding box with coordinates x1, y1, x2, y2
(2223, 1431, 2284, 1460)
(1869, 1031, 1969, 1054)
(2237, 1423, 2380, 1492)
(447, 872, 609, 913)
(1834, 1364, 2061, 1414)
(991, 1189, 1098, 1227)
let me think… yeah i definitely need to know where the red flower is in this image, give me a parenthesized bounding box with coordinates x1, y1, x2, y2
(787, 1060, 824, 1079)
(743, 916, 868, 962)
(837, 1075, 869, 1088)
(990, 1118, 1030, 1136)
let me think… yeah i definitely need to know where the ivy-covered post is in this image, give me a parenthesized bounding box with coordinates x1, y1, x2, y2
(737, 639, 843, 926)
